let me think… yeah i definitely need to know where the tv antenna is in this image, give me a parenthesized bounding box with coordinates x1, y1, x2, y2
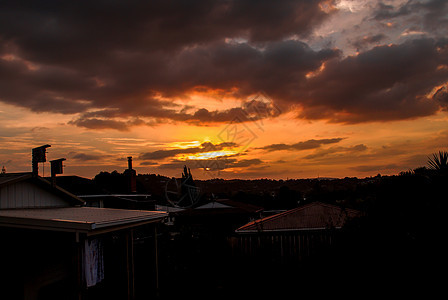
(164, 176, 201, 208)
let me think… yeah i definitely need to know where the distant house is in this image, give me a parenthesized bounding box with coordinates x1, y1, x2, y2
(172, 199, 263, 235)
(231, 201, 361, 264)
(0, 172, 167, 300)
(48, 175, 156, 210)
(149, 199, 264, 296)
(79, 193, 156, 210)
(52, 157, 157, 210)
(45, 175, 104, 198)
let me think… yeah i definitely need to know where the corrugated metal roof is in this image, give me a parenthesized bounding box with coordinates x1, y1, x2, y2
(236, 202, 361, 233)
(0, 207, 167, 233)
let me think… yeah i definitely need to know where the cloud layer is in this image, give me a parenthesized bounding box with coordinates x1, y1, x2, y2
(140, 142, 236, 161)
(258, 138, 344, 152)
(0, 0, 447, 130)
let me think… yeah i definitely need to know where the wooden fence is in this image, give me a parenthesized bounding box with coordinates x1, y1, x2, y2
(229, 229, 339, 265)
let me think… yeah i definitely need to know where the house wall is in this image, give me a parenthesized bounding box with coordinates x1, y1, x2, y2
(0, 181, 70, 209)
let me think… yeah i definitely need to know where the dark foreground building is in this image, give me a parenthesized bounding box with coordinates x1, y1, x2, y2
(0, 172, 166, 300)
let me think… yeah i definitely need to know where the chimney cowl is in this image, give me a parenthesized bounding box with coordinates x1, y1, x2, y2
(124, 156, 137, 193)
(127, 156, 133, 170)
(32, 144, 51, 175)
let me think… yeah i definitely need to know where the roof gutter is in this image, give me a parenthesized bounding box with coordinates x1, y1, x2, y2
(0, 216, 94, 232)
(0, 213, 167, 234)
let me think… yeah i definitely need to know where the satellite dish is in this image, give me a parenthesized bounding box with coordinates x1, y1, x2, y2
(164, 176, 201, 208)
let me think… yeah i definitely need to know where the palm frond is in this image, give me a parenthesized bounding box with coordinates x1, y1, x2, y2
(427, 151, 448, 171)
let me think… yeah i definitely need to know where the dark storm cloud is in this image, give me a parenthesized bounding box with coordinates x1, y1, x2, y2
(350, 34, 387, 51)
(258, 138, 344, 152)
(231, 158, 262, 168)
(63, 40, 334, 129)
(295, 38, 448, 123)
(304, 144, 367, 159)
(1, 0, 448, 129)
(140, 142, 237, 161)
(68, 118, 135, 131)
(418, 0, 448, 30)
(0, 0, 329, 59)
(65, 36, 447, 127)
(0, 0, 335, 129)
(374, 0, 448, 31)
(373, 2, 412, 20)
(433, 86, 448, 110)
(0, 57, 93, 114)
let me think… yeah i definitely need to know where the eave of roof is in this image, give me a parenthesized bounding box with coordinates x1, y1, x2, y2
(78, 194, 152, 198)
(0, 207, 167, 234)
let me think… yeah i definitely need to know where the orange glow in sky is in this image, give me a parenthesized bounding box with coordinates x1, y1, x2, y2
(1, 0, 448, 180)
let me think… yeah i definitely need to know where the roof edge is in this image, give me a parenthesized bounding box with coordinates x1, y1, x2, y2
(0, 172, 33, 187)
(235, 227, 343, 234)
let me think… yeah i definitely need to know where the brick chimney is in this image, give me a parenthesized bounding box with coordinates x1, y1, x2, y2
(124, 156, 137, 193)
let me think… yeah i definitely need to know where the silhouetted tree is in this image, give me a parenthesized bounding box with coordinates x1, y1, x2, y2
(399, 166, 429, 177)
(94, 170, 127, 193)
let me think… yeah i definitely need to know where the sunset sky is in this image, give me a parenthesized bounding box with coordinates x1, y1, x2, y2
(1, 0, 448, 180)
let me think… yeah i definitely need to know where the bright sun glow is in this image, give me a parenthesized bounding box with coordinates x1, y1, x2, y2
(168, 141, 202, 149)
(186, 150, 238, 160)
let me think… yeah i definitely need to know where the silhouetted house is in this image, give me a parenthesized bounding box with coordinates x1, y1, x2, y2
(80, 157, 155, 210)
(232, 201, 361, 264)
(79, 193, 155, 210)
(173, 199, 263, 235)
(0, 172, 167, 300)
(151, 199, 263, 296)
(51, 172, 156, 210)
(47, 175, 104, 197)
